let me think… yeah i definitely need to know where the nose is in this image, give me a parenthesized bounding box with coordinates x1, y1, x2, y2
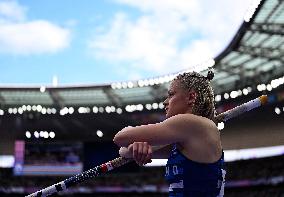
(163, 98, 168, 107)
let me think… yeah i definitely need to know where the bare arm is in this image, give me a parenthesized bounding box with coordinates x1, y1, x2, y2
(113, 114, 203, 147)
(119, 144, 172, 159)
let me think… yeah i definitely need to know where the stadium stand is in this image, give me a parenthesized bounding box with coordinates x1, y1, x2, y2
(0, 0, 283, 196)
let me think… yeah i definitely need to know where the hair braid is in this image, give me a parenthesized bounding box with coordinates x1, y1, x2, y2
(175, 70, 215, 120)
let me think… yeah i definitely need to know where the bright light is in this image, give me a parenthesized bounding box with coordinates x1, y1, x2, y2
(93, 106, 99, 113)
(215, 95, 221, 102)
(49, 131, 55, 138)
(8, 108, 12, 114)
(275, 107, 281, 115)
(32, 105, 37, 111)
(224, 93, 229, 99)
(98, 107, 104, 113)
(105, 106, 111, 113)
(159, 102, 164, 109)
(152, 103, 158, 109)
(145, 104, 152, 110)
(40, 86, 46, 93)
(243, 88, 249, 95)
(51, 108, 57, 114)
(12, 108, 17, 114)
(27, 105, 31, 111)
(96, 130, 103, 137)
(40, 131, 45, 137)
(52, 75, 58, 87)
(217, 122, 225, 130)
(22, 105, 27, 111)
(137, 104, 143, 111)
(266, 84, 272, 91)
(43, 131, 49, 138)
(127, 82, 134, 88)
(34, 131, 39, 138)
(138, 80, 144, 87)
(0, 109, 4, 115)
(230, 91, 238, 99)
(25, 131, 31, 138)
(36, 105, 42, 112)
(68, 107, 74, 114)
(116, 108, 123, 114)
(47, 108, 52, 114)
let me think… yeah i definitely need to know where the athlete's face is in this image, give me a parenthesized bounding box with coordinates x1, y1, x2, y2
(163, 80, 195, 118)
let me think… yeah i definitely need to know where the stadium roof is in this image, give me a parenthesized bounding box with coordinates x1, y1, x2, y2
(0, 0, 283, 109)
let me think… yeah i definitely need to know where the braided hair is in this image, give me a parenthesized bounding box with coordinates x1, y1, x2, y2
(174, 69, 215, 120)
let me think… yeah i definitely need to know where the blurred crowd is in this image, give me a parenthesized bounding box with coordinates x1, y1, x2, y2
(0, 155, 283, 196)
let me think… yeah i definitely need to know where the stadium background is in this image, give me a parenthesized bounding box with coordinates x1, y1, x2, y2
(0, 0, 284, 196)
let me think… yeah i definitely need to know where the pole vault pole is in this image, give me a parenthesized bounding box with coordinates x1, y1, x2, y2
(26, 95, 268, 197)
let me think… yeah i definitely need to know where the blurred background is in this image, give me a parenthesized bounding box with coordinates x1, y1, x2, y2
(0, 0, 283, 196)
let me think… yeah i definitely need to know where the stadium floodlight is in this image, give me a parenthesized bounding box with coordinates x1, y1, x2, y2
(98, 107, 104, 113)
(18, 108, 23, 114)
(40, 131, 45, 138)
(93, 106, 99, 113)
(127, 81, 134, 88)
(266, 84, 272, 91)
(32, 105, 37, 111)
(215, 95, 221, 102)
(152, 103, 158, 109)
(12, 108, 17, 114)
(8, 108, 12, 114)
(27, 105, 32, 111)
(217, 122, 225, 130)
(116, 108, 122, 114)
(145, 104, 152, 110)
(68, 107, 74, 114)
(41, 108, 46, 114)
(275, 107, 281, 115)
(40, 86, 46, 93)
(230, 91, 238, 99)
(34, 131, 39, 138)
(137, 104, 143, 111)
(138, 80, 144, 87)
(224, 93, 229, 99)
(51, 108, 57, 114)
(159, 102, 164, 109)
(36, 105, 42, 112)
(43, 131, 49, 139)
(25, 131, 31, 138)
(105, 106, 111, 113)
(22, 105, 27, 111)
(96, 130, 103, 137)
(242, 88, 248, 95)
(49, 131, 55, 138)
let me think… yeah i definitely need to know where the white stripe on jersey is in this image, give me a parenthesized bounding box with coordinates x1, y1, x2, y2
(169, 180, 184, 191)
(217, 169, 226, 197)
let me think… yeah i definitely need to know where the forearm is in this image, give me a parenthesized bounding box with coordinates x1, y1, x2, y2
(113, 127, 133, 147)
(119, 144, 172, 159)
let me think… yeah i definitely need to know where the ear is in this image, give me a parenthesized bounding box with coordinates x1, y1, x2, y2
(187, 91, 197, 106)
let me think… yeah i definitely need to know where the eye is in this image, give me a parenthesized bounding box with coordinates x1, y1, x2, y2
(168, 91, 174, 97)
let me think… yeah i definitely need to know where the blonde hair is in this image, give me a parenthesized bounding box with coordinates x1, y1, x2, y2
(174, 70, 215, 120)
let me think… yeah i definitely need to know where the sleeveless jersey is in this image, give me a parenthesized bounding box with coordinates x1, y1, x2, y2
(165, 144, 226, 197)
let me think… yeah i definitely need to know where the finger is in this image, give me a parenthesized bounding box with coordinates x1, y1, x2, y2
(136, 142, 143, 165)
(133, 142, 138, 159)
(140, 142, 149, 164)
(143, 145, 152, 165)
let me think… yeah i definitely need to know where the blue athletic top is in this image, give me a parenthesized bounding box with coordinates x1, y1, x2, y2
(165, 144, 226, 197)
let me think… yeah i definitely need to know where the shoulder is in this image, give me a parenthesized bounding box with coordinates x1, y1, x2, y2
(164, 113, 216, 130)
